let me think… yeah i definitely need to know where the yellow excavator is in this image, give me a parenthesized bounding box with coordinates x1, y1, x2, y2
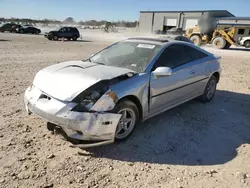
(185, 25, 237, 49)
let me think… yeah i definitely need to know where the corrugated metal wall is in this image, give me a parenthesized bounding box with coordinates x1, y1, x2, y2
(139, 11, 238, 33)
(152, 12, 180, 32)
(138, 12, 154, 33)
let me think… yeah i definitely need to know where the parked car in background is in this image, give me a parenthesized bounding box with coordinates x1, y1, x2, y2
(166, 27, 184, 35)
(16, 26, 41, 34)
(24, 37, 221, 147)
(44, 27, 80, 41)
(239, 36, 250, 48)
(0, 23, 22, 33)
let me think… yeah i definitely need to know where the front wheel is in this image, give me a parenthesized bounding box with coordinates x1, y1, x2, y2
(113, 100, 139, 141)
(244, 40, 250, 48)
(53, 35, 58, 41)
(212, 37, 227, 49)
(199, 75, 217, 103)
(72, 36, 77, 41)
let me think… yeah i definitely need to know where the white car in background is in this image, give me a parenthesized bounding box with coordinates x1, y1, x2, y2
(239, 36, 250, 48)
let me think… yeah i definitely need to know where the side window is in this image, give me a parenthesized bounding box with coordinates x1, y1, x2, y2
(154, 44, 191, 69)
(238, 29, 245, 35)
(60, 27, 66, 32)
(184, 45, 208, 61)
(4, 24, 11, 28)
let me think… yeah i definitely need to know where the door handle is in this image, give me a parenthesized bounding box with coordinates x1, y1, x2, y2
(190, 70, 195, 75)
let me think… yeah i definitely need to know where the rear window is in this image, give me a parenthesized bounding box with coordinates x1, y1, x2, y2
(238, 29, 245, 35)
(184, 45, 208, 61)
(70, 28, 78, 32)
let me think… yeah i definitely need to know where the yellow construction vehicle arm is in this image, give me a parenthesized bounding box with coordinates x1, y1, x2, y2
(215, 29, 236, 46)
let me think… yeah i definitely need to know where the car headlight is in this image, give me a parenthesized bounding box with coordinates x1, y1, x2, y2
(71, 91, 101, 112)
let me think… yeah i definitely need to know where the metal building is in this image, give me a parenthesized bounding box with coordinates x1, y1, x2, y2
(139, 10, 234, 33)
(217, 17, 250, 40)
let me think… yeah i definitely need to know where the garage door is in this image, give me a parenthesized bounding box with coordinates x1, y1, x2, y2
(164, 18, 177, 26)
(183, 19, 198, 30)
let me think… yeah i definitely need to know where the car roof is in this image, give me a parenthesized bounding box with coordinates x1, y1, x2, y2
(125, 36, 189, 45)
(124, 37, 213, 56)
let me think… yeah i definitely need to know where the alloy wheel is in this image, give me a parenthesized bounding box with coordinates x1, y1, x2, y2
(115, 108, 136, 139)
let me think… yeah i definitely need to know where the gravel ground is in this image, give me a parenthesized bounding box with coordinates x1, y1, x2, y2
(0, 33, 250, 188)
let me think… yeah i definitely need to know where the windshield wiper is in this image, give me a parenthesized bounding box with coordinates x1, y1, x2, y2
(85, 58, 105, 65)
(94, 62, 105, 65)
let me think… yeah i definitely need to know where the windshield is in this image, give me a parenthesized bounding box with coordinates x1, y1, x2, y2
(89, 41, 162, 72)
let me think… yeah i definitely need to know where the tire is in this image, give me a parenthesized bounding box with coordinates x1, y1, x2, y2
(244, 40, 250, 48)
(47, 122, 56, 131)
(20, 30, 24, 34)
(35, 30, 39, 34)
(224, 42, 231, 49)
(53, 35, 58, 41)
(199, 75, 217, 103)
(212, 37, 227, 49)
(72, 35, 77, 41)
(112, 100, 139, 141)
(190, 35, 202, 46)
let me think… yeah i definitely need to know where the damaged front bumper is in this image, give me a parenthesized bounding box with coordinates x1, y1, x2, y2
(24, 85, 122, 148)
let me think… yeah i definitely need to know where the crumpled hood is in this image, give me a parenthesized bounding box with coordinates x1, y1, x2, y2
(33, 60, 134, 101)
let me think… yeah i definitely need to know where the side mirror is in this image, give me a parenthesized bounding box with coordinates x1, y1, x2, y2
(152, 67, 172, 78)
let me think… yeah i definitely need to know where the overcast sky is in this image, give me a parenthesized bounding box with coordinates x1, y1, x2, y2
(0, 0, 250, 21)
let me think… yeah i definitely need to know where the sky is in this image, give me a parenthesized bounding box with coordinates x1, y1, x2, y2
(0, 0, 250, 21)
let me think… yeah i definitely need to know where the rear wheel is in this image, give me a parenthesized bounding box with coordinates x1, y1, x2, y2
(212, 37, 227, 49)
(244, 40, 250, 48)
(35, 30, 39, 34)
(224, 42, 231, 49)
(113, 100, 139, 141)
(72, 35, 77, 41)
(190, 35, 202, 46)
(199, 75, 217, 103)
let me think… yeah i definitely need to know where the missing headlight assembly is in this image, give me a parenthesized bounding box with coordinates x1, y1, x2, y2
(72, 74, 132, 112)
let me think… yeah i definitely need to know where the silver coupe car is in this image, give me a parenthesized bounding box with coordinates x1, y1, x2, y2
(24, 37, 221, 147)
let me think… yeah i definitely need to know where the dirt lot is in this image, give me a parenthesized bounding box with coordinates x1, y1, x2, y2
(0, 33, 250, 188)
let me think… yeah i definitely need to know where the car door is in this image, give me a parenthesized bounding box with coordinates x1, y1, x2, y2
(4, 24, 12, 32)
(149, 44, 199, 116)
(58, 27, 66, 37)
(64, 27, 71, 38)
(183, 45, 210, 95)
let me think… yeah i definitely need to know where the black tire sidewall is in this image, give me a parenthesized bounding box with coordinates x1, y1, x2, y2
(112, 100, 139, 141)
(53, 35, 58, 40)
(200, 76, 217, 102)
(244, 41, 250, 48)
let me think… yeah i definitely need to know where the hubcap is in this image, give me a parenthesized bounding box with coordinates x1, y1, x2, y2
(115, 108, 136, 139)
(216, 41, 221, 46)
(206, 80, 216, 99)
